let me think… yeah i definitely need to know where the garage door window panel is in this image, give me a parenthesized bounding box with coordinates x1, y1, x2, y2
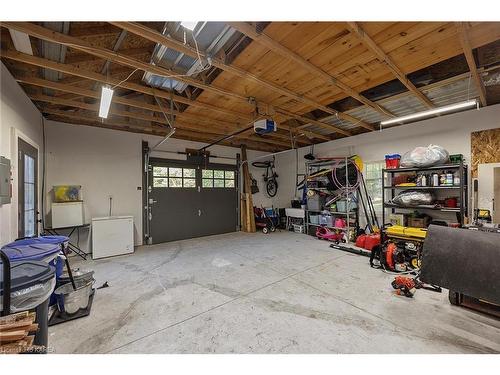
(202, 169, 235, 189)
(153, 166, 196, 188)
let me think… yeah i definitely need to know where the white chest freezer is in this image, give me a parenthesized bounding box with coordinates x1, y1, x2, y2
(92, 216, 134, 259)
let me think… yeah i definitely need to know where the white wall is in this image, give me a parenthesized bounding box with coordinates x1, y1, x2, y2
(45, 120, 269, 252)
(0, 62, 43, 245)
(270, 104, 500, 209)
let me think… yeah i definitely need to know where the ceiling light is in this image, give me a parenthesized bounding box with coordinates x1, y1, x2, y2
(8, 29, 33, 55)
(99, 86, 114, 118)
(380, 99, 479, 127)
(180, 21, 198, 31)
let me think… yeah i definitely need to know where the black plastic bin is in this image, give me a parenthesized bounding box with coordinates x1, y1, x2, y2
(1, 250, 56, 351)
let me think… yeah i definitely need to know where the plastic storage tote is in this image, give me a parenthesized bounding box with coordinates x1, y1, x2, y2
(0, 260, 56, 313)
(1, 255, 56, 350)
(1, 236, 68, 278)
(336, 199, 358, 213)
(385, 154, 401, 169)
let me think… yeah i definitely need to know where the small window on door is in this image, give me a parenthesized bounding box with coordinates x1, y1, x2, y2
(153, 166, 196, 188)
(202, 169, 235, 189)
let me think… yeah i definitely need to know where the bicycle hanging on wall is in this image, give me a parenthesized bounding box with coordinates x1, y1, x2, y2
(252, 157, 279, 197)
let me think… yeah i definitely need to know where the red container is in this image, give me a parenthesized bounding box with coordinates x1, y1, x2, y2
(385, 154, 401, 169)
(355, 233, 380, 251)
(364, 233, 381, 251)
(444, 197, 458, 208)
(355, 234, 367, 248)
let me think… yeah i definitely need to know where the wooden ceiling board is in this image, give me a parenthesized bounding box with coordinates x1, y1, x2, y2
(4, 21, 500, 147)
(76, 33, 121, 49)
(278, 22, 498, 107)
(374, 22, 446, 53)
(65, 47, 153, 64)
(226, 42, 271, 71)
(351, 21, 394, 38)
(119, 33, 154, 50)
(269, 22, 351, 59)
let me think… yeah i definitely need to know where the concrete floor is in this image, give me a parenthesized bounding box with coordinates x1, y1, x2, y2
(49, 231, 500, 354)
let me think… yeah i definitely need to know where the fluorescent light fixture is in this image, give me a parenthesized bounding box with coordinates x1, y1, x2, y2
(8, 29, 33, 55)
(180, 21, 198, 31)
(380, 99, 479, 127)
(99, 86, 114, 118)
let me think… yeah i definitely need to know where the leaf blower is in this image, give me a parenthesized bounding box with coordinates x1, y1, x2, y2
(370, 242, 408, 272)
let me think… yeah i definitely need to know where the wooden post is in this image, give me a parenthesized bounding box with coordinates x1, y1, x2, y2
(241, 145, 256, 232)
(240, 194, 247, 232)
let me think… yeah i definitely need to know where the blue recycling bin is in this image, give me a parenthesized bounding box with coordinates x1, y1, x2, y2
(1, 236, 69, 278)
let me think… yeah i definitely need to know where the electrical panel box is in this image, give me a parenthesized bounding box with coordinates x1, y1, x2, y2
(0, 156, 11, 205)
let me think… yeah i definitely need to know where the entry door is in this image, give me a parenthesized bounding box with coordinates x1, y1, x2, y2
(18, 138, 38, 238)
(148, 158, 238, 244)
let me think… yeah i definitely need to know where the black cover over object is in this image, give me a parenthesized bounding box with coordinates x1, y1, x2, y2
(420, 225, 500, 304)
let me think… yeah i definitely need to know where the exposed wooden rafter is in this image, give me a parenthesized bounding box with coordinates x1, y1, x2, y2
(227, 22, 395, 118)
(42, 109, 283, 152)
(3, 22, 355, 138)
(5, 21, 497, 149)
(21, 76, 309, 146)
(1, 50, 333, 141)
(28, 92, 296, 149)
(110, 22, 374, 131)
(346, 22, 435, 108)
(456, 22, 488, 107)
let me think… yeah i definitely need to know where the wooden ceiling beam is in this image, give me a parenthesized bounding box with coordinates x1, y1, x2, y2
(42, 107, 162, 134)
(346, 22, 435, 109)
(2, 22, 249, 102)
(41, 108, 283, 153)
(17, 76, 226, 126)
(1, 49, 248, 121)
(456, 22, 488, 107)
(30, 93, 293, 149)
(3, 50, 331, 141)
(110, 22, 373, 132)
(18, 76, 307, 147)
(228, 22, 395, 118)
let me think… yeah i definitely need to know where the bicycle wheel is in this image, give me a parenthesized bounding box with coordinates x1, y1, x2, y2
(266, 179, 278, 197)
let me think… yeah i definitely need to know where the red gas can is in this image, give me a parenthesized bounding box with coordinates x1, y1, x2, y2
(355, 234, 367, 248)
(364, 233, 381, 251)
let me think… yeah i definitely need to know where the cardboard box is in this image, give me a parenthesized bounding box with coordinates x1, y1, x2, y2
(389, 213, 407, 227)
(408, 216, 431, 228)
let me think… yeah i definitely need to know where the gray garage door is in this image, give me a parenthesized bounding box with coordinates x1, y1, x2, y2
(147, 158, 238, 244)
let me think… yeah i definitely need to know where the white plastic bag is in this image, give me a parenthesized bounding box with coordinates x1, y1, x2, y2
(392, 190, 434, 206)
(400, 145, 449, 168)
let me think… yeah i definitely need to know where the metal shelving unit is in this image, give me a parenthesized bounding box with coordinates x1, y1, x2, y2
(304, 158, 359, 242)
(382, 162, 468, 228)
